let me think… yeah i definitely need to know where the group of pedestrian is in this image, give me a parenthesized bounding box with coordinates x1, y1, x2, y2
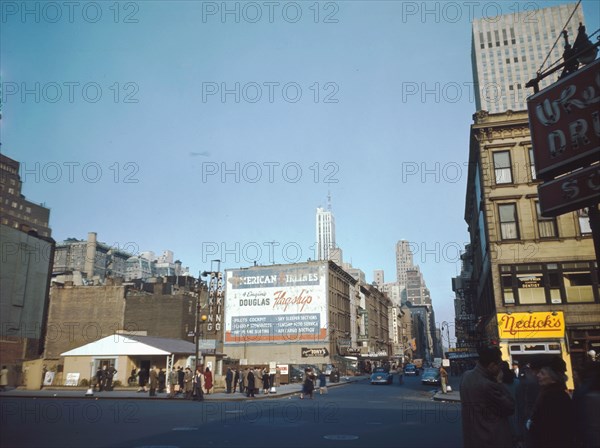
(93, 364, 117, 392)
(460, 346, 599, 448)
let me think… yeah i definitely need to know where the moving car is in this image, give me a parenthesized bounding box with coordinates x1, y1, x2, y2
(370, 367, 393, 385)
(404, 364, 419, 376)
(421, 368, 441, 385)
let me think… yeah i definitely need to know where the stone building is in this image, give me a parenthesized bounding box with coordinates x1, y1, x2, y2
(464, 109, 599, 384)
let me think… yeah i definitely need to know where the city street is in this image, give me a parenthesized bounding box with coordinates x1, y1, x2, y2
(0, 375, 462, 448)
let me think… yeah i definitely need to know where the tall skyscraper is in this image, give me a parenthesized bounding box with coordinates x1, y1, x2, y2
(471, 3, 584, 113)
(316, 197, 338, 262)
(395, 240, 414, 288)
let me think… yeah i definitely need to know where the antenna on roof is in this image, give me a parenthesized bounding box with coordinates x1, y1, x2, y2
(327, 190, 332, 211)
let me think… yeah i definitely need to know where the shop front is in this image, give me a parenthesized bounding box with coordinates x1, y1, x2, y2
(497, 311, 573, 389)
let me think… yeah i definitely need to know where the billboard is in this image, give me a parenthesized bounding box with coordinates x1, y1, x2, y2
(224, 264, 328, 344)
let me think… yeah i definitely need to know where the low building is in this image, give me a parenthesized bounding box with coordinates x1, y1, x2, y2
(59, 334, 196, 387)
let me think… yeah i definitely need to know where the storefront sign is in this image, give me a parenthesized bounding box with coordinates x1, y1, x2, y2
(301, 347, 329, 357)
(497, 311, 565, 339)
(538, 164, 600, 217)
(527, 58, 600, 180)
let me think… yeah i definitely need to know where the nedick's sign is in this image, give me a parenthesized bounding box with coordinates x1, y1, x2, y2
(497, 311, 565, 339)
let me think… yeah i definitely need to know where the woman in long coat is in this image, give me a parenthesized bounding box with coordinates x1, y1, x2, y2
(204, 367, 213, 394)
(529, 358, 575, 448)
(193, 367, 204, 401)
(301, 369, 315, 399)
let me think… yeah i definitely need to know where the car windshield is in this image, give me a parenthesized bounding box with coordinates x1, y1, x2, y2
(373, 368, 387, 373)
(405, 365, 416, 370)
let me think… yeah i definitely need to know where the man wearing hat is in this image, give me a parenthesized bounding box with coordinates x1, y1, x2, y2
(460, 346, 515, 448)
(512, 360, 520, 378)
(528, 356, 575, 448)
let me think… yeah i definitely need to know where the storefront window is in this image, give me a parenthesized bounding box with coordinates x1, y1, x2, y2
(517, 273, 546, 304)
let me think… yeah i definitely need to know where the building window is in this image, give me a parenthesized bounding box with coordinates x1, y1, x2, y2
(500, 262, 599, 305)
(528, 148, 537, 180)
(493, 151, 513, 184)
(563, 263, 595, 303)
(577, 208, 592, 235)
(536, 202, 558, 238)
(499, 204, 519, 240)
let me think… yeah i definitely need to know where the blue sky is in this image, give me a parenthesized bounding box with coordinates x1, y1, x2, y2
(2, 0, 599, 334)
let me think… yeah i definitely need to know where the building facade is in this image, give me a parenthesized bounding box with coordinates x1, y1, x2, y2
(0, 154, 51, 237)
(471, 3, 584, 113)
(316, 207, 336, 261)
(464, 109, 599, 385)
(395, 240, 414, 292)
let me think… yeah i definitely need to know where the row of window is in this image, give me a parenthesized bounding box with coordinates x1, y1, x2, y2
(501, 262, 599, 305)
(498, 202, 591, 240)
(479, 28, 516, 49)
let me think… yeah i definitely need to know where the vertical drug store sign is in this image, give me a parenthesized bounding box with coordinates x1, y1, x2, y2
(224, 264, 328, 343)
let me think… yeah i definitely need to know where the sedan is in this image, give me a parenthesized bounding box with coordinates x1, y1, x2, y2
(370, 367, 393, 385)
(404, 364, 419, 376)
(421, 368, 441, 386)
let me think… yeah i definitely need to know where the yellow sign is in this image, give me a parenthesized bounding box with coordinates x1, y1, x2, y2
(497, 311, 565, 339)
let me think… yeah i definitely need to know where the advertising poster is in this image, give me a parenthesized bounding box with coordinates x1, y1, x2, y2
(225, 264, 328, 344)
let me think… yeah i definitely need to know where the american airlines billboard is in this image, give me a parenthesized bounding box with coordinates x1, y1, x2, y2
(224, 264, 328, 344)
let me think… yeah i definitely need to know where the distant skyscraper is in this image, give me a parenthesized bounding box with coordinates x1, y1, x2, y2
(373, 270, 385, 287)
(395, 240, 414, 288)
(316, 198, 337, 261)
(471, 3, 584, 113)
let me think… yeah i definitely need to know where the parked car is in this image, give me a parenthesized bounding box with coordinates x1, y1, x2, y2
(289, 364, 322, 383)
(421, 368, 441, 386)
(404, 364, 419, 376)
(370, 367, 393, 385)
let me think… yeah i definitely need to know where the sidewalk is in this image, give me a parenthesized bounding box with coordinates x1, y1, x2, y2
(0, 375, 367, 401)
(432, 377, 461, 403)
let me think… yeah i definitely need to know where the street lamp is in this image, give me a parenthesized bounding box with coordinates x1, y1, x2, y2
(195, 313, 208, 369)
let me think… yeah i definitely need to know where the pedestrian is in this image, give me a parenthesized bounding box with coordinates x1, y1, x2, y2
(128, 368, 137, 386)
(105, 365, 117, 391)
(440, 366, 449, 394)
(500, 361, 519, 446)
(512, 360, 521, 378)
(95, 366, 105, 392)
(184, 367, 193, 400)
(100, 365, 109, 391)
(177, 366, 185, 395)
(318, 371, 327, 395)
(254, 368, 262, 396)
(0, 365, 8, 391)
(516, 361, 540, 448)
(168, 368, 178, 398)
(225, 367, 233, 394)
(193, 367, 204, 401)
(246, 368, 255, 397)
(300, 368, 315, 399)
(204, 367, 213, 394)
(262, 369, 270, 394)
(137, 367, 148, 392)
(573, 362, 600, 448)
(241, 368, 248, 394)
(233, 368, 239, 393)
(460, 346, 515, 448)
(528, 357, 575, 448)
(149, 366, 158, 397)
(158, 368, 166, 393)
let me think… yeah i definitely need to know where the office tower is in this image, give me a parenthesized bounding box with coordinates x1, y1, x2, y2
(316, 206, 336, 261)
(471, 3, 584, 113)
(395, 240, 414, 288)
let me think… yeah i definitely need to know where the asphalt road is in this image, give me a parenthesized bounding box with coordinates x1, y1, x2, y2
(0, 375, 463, 448)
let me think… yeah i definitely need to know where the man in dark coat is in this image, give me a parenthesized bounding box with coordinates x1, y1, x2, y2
(225, 368, 233, 394)
(177, 366, 185, 396)
(233, 368, 239, 393)
(460, 346, 515, 448)
(105, 365, 117, 391)
(246, 369, 255, 397)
